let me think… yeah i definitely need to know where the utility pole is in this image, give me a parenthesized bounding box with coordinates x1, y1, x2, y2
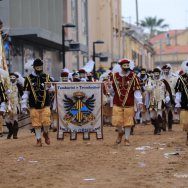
(136, 0, 139, 26)
(159, 39, 162, 67)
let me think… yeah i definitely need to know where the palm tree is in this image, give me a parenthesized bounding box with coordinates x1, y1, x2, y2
(140, 16, 169, 38)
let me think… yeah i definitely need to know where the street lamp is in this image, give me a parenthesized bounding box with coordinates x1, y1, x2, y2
(92, 40, 104, 79)
(62, 23, 76, 68)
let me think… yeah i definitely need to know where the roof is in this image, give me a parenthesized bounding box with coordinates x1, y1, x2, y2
(155, 45, 188, 55)
(149, 30, 185, 44)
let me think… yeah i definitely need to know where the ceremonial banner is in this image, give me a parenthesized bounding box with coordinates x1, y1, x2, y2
(55, 82, 103, 140)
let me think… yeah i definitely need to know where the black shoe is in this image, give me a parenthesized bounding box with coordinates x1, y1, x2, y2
(0, 133, 3, 137)
(7, 134, 12, 139)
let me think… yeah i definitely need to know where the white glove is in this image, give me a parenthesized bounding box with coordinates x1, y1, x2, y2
(175, 103, 181, 108)
(165, 96, 170, 103)
(21, 108, 29, 115)
(0, 102, 6, 112)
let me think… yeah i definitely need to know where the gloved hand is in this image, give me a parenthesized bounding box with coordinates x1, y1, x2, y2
(22, 108, 29, 115)
(165, 96, 170, 103)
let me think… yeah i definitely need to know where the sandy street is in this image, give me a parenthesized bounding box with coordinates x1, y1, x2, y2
(0, 123, 188, 188)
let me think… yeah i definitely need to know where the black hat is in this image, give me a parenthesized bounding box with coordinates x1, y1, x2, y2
(33, 59, 43, 67)
(140, 68, 146, 73)
(153, 67, 161, 73)
(9, 73, 19, 78)
(72, 72, 79, 77)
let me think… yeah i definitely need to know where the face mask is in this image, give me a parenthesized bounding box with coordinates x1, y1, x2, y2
(73, 78, 80, 82)
(154, 73, 160, 80)
(34, 66, 43, 75)
(10, 76, 17, 83)
(163, 69, 169, 76)
(121, 64, 130, 73)
(35, 70, 43, 75)
(10, 79, 16, 83)
(123, 68, 130, 72)
(87, 76, 92, 81)
(140, 74, 146, 78)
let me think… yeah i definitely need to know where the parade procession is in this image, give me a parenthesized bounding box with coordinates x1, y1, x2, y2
(1, 23, 188, 146)
(1, 0, 188, 187)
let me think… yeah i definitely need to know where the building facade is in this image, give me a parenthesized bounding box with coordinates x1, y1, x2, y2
(122, 22, 154, 70)
(0, 0, 89, 79)
(88, 0, 122, 70)
(0, 0, 124, 78)
(150, 29, 188, 71)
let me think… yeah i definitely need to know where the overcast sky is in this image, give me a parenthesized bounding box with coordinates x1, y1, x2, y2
(121, 0, 188, 30)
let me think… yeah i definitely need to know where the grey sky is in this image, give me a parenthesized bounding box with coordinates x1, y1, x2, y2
(121, 0, 188, 30)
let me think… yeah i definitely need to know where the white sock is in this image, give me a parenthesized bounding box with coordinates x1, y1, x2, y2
(35, 128, 41, 140)
(125, 127, 131, 140)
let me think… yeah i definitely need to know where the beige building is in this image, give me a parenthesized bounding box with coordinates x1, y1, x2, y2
(62, 0, 123, 72)
(150, 29, 188, 71)
(87, 0, 122, 70)
(122, 22, 154, 70)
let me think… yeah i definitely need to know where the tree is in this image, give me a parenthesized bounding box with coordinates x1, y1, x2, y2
(140, 16, 169, 38)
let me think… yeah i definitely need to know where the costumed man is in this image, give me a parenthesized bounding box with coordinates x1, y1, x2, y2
(60, 68, 71, 82)
(51, 68, 71, 132)
(0, 75, 7, 137)
(72, 72, 81, 82)
(87, 72, 94, 82)
(174, 60, 188, 145)
(138, 68, 151, 125)
(21, 59, 54, 146)
(110, 58, 143, 146)
(78, 68, 87, 82)
(5, 73, 23, 139)
(162, 64, 178, 131)
(149, 67, 172, 135)
(83, 59, 95, 82)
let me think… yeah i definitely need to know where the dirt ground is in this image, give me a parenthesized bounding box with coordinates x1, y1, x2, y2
(0, 123, 188, 188)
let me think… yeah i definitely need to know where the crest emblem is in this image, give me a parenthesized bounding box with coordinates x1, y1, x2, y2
(63, 92, 96, 126)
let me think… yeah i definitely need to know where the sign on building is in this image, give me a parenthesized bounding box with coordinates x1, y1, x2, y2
(54, 82, 103, 140)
